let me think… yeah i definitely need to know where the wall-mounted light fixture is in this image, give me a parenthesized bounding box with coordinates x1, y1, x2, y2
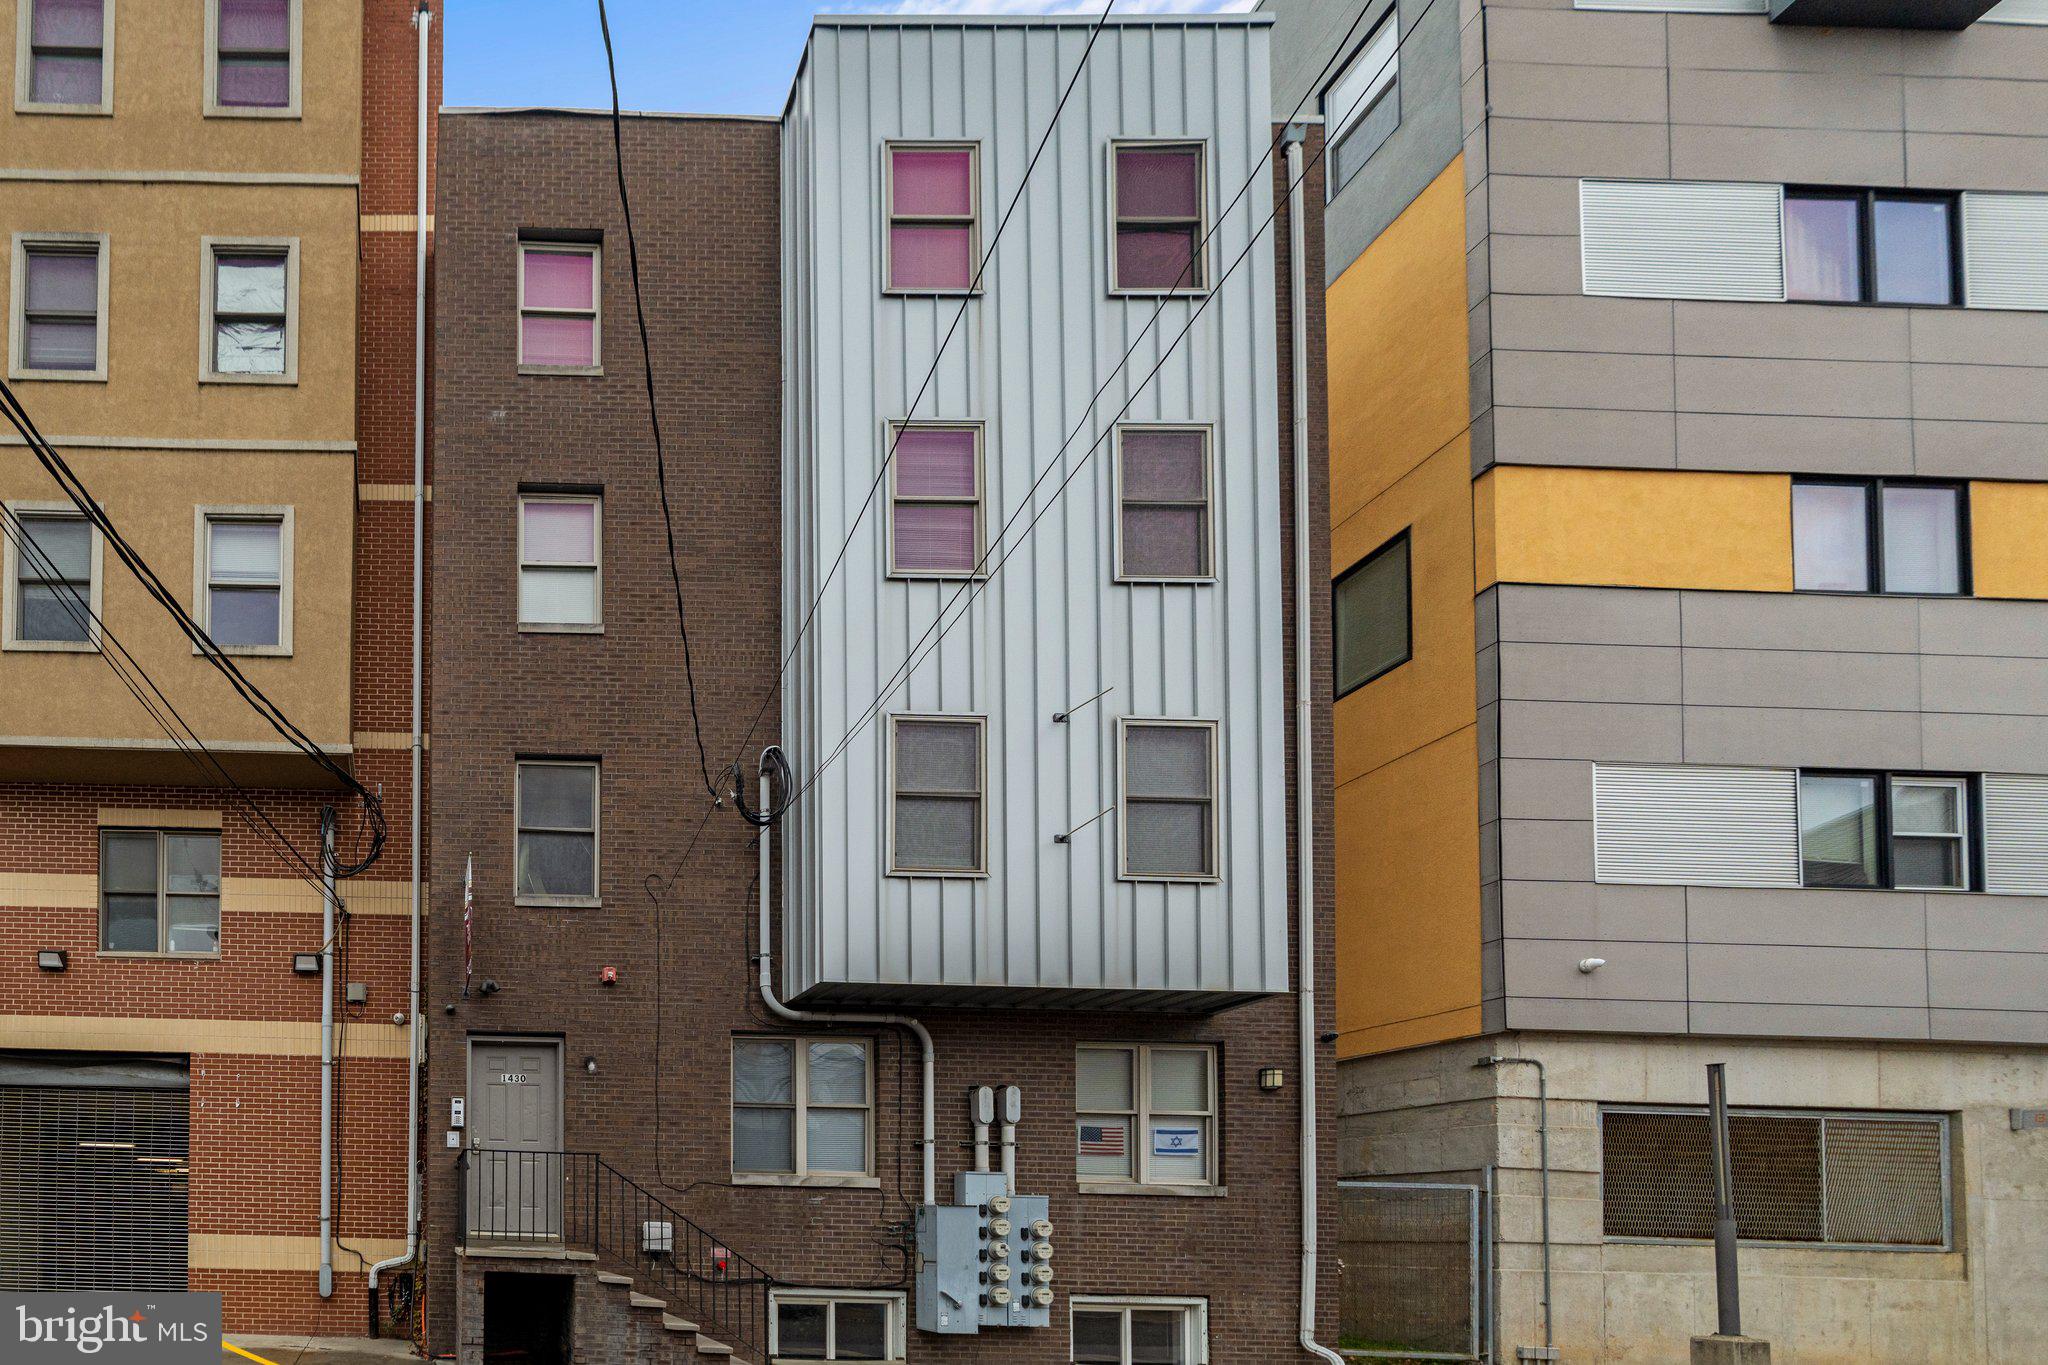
(584, 1056, 599, 1075)
(1259, 1067, 1286, 1093)
(292, 952, 322, 976)
(36, 949, 68, 972)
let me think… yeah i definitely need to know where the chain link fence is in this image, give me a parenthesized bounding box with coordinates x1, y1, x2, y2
(1337, 1181, 1483, 1361)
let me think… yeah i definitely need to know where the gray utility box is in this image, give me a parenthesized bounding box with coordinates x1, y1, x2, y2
(915, 1204, 981, 1335)
(915, 1173, 1057, 1336)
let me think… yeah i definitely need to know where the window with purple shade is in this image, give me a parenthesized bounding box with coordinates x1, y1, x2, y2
(1116, 427, 1211, 581)
(18, 242, 102, 375)
(212, 0, 292, 111)
(1784, 193, 1863, 303)
(1112, 142, 1206, 292)
(887, 145, 977, 292)
(889, 424, 980, 576)
(519, 244, 600, 370)
(25, 0, 107, 109)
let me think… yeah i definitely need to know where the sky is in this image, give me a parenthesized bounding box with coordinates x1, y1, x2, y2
(445, 0, 1259, 118)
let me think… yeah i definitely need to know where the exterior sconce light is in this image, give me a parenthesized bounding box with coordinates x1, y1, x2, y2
(36, 949, 68, 972)
(1259, 1067, 1286, 1093)
(292, 952, 322, 975)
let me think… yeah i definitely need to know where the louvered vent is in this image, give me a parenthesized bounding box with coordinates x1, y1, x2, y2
(1984, 774, 2048, 895)
(1594, 764, 1800, 887)
(1581, 180, 1786, 302)
(1962, 194, 2048, 311)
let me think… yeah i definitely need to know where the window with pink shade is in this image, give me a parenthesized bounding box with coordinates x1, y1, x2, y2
(519, 494, 602, 628)
(890, 425, 981, 577)
(519, 244, 600, 371)
(212, 0, 293, 112)
(25, 0, 108, 109)
(887, 145, 978, 293)
(1112, 142, 1207, 293)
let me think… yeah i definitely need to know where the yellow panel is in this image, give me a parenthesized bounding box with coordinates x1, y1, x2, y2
(1970, 482, 2048, 601)
(1478, 465, 1794, 593)
(192, 1234, 409, 1273)
(0, 1014, 408, 1058)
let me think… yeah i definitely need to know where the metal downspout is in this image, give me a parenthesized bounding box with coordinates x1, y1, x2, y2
(319, 807, 337, 1297)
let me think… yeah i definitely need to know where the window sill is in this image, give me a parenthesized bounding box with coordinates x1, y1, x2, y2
(193, 643, 292, 659)
(1118, 872, 1222, 886)
(518, 364, 605, 378)
(733, 1173, 882, 1190)
(885, 570, 988, 582)
(884, 868, 989, 880)
(1110, 285, 1213, 300)
(203, 105, 303, 121)
(519, 622, 605, 635)
(514, 896, 602, 909)
(883, 286, 983, 299)
(1115, 574, 1217, 586)
(7, 368, 107, 384)
(201, 372, 298, 387)
(1080, 1182, 1226, 1199)
(97, 951, 222, 961)
(3, 639, 101, 654)
(13, 101, 113, 117)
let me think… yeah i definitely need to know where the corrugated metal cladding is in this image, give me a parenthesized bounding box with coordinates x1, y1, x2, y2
(1984, 775, 2048, 895)
(1592, 764, 1801, 888)
(1963, 193, 2048, 310)
(1580, 180, 1786, 302)
(781, 17, 1289, 1009)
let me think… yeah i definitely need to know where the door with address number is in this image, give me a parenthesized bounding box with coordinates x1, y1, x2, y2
(467, 1039, 562, 1243)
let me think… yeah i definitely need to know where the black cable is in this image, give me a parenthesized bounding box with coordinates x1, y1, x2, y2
(594, 0, 719, 803)
(644, 797, 725, 1198)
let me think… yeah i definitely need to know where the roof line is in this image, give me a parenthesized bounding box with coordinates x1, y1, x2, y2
(440, 106, 782, 123)
(814, 13, 1272, 26)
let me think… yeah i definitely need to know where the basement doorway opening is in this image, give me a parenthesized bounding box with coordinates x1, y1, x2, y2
(483, 1271, 573, 1364)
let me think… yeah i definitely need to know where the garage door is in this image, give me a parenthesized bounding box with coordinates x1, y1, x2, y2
(0, 1052, 190, 1292)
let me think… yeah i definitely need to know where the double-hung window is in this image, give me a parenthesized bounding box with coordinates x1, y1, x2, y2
(1115, 426, 1212, 581)
(1785, 189, 1959, 306)
(1792, 479, 1966, 596)
(1071, 1299, 1209, 1364)
(207, 0, 297, 115)
(733, 1037, 873, 1181)
(1110, 142, 1208, 293)
(515, 759, 599, 904)
(769, 1290, 903, 1361)
(1077, 1044, 1217, 1188)
(888, 424, 981, 577)
(101, 828, 221, 955)
(885, 143, 978, 293)
(518, 242, 601, 372)
(1323, 12, 1399, 196)
(1798, 771, 1973, 891)
(203, 241, 295, 381)
(6, 507, 98, 650)
(1119, 720, 1218, 881)
(17, 0, 111, 112)
(12, 235, 108, 379)
(198, 511, 289, 653)
(517, 494, 601, 629)
(889, 716, 985, 875)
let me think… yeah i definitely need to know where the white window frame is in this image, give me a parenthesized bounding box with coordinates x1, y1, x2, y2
(883, 140, 982, 297)
(1112, 423, 1215, 584)
(885, 420, 984, 580)
(203, 0, 302, 119)
(886, 713, 988, 878)
(3, 499, 102, 653)
(1322, 10, 1398, 200)
(1890, 775, 1972, 893)
(514, 758, 601, 908)
(1117, 717, 1222, 884)
(516, 492, 603, 633)
(14, 0, 115, 115)
(1107, 138, 1211, 297)
(1076, 1043, 1220, 1191)
(1069, 1297, 1210, 1365)
(767, 1287, 906, 1363)
(9, 232, 110, 382)
(198, 237, 299, 385)
(517, 241, 603, 375)
(732, 1035, 878, 1185)
(193, 505, 293, 657)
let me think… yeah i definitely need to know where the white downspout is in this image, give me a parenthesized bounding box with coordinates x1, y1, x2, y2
(1287, 127, 1343, 1365)
(370, 0, 430, 1298)
(319, 807, 337, 1297)
(758, 755, 936, 1205)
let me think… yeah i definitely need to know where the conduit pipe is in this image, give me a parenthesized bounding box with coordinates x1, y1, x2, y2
(758, 754, 936, 1205)
(369, 0, 431, 1300)
(1286, 126, 1345, 1365)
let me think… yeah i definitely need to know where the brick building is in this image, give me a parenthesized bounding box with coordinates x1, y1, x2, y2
(0, 0, 436, 1338)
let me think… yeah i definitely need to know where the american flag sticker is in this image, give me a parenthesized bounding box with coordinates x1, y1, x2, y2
(1078, 1122, 1128, 1156)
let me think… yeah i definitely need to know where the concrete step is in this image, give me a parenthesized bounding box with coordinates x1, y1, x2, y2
(662, 1313, 701, 1333)
(694, 1337, 733, 1357)
(597, 1271, 633, 1287)
(629, 1291, 668, 1310)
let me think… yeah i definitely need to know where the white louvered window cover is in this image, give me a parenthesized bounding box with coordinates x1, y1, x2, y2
(1594, 764, 1801, 887)
(1962, 194, 2048, 311)
(1983, 775, 2048, 896)
(1575, 0, 1765, 11)
(1581, 180, 1786, 302)
(1984, 0, 2048, 22)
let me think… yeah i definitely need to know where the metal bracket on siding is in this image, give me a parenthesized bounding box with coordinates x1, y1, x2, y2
(1053, 807, 1115, 846)
(1052, 685, 1113, 725)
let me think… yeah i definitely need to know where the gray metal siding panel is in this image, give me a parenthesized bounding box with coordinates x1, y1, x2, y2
(1592, 763, 1801, 887)
(1580, 180, 1786, 302)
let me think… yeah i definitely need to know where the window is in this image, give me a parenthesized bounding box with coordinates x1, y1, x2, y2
(515, 760, 599, 904)
(517, 495, 601, 629)
(1115, 427, 1211, 581)
(206, 0, 297, 115)
(202, 240, 296, 382)
(887, 424, 981, 577)
(11, 235, 107, 380)
(5, 507, 98, 650)
(197, 511, 289, 654)
(1601, 1107, 1950, 1249)
(1798, 771, 1974, 892)
(1323, 13, 1398, 197)
(888, 716, 984, 876)
(1792, 480, 1966, 596)
(885, 143, 978, 293)
(1076, 1045, 1217, 1188)
(1110, 142, 1207, 293)
(769, 1290, 904, 1362)
(1119, 721, 1217, 881)
(100, 829, 221, 955)
(1333, 532, 1410, 695)
(1784, 189, 1959, 306)
(518, 242, 600, 372)
(733, 1037, 873, 1180)
(1071, 1299, 1208, 1364)
(16, 0, 112, 112)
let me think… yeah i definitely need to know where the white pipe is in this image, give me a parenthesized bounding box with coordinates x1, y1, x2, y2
(370, 0, 430, 1296)
(999, 1119, 1016, 1196)
(974, 1120, 990, 1173)
(319, 807, 336, 1297)
(1287, 128, 1344, 1365)
(758, 757, 936, 1205)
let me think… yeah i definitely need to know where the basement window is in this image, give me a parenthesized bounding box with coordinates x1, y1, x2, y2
(769, 1288, 905, 1361)
(100, 829, 221, 956)
(1071, 1299, 1209, 1364)
(733, 1036, 874, 1181)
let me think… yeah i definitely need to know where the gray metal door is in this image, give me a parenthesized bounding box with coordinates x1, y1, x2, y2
(467, 1039, 562, 1243)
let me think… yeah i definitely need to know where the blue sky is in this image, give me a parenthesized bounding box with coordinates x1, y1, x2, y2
(446, 0, 1257, 117)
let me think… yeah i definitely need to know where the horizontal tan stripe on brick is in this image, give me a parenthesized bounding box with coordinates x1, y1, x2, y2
(192, 1234, 410, 1272)
(0, 1015, 413, 1058)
